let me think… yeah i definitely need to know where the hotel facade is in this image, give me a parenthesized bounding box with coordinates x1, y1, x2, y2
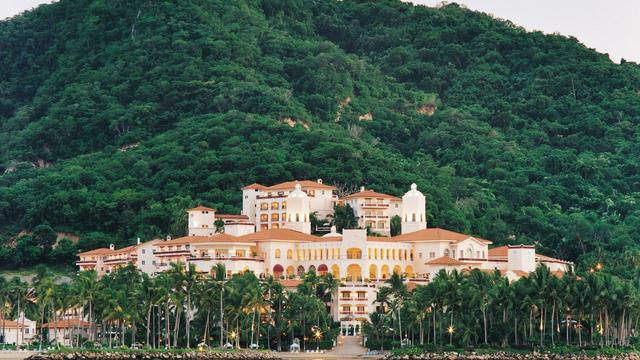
(78, 180, 571, 335)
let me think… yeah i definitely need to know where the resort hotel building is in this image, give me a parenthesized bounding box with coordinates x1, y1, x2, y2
(77, 180, 571, 335)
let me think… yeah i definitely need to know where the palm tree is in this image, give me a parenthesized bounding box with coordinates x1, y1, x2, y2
(467, 269, 491, 345)
(377, 272, 407, 346)
(211, 264, 226, 347)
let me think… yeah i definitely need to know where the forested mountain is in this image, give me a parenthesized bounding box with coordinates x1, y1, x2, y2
(1, 0, 639, 271)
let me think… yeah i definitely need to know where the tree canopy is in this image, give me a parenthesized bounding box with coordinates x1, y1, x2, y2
(0, 0, 638, 273)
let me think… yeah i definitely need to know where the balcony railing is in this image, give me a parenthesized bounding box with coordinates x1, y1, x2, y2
(186, 255, 264, 262)
(339, 311, 353, 315)
(361, 203, 388, 208)
(155, 249, 191, 257)
(362, 214, 389, 219)
(75, 260, 97, 265)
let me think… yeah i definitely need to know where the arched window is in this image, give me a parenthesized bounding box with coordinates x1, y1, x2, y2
(412, 213, 416, 222)
(275, 249, 281, 259)
(271, 202, 279, 210)
(444, 249, 450, 257)
(287, 249, 293, 259)
(271, 213, 279, 221)
(295, 213, 300, 222)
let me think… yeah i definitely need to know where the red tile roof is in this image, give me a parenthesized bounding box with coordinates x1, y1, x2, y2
(160, 233, 245, 246)
(242, 183, 267, 190)
(0, 319, 30, 328)
(188, 206, 215, 212)
(425, 256, 469, 266)
(277, 279, 303, 288)
(216, 214, 249, 220)
(265, 180, 336, 191)
(78, 248, 112, 256)
(42, 318, 92, 329)
(341, 189, 401, 201)
(392, 228, 492, 244)
(488, 246, 572, 264)
(238, 228, 318, 242)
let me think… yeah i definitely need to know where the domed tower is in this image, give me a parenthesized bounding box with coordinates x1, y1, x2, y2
(401, 183, 427, 234)
(284, 183, 311, 234)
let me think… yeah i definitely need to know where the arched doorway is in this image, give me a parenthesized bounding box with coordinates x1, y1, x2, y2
(405, 265, 414, 278)
(346, 264, 362, 282)
(381, 265, 389, 279)
(318, 264, 328, 276)
(393, 265, 402, 275)
(286, 266, 295, 277)
(273, 264, 284, 278)
(369, 264, 378, 280)
(331, 264, 340, 278)
(297, 265, 305, 277)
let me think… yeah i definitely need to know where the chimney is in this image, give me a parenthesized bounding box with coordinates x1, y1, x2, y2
(137, 237, 141, 245)
(109, 244, 115, 251)
(360, 186, 365, 192)
(317, 179, 323, 184)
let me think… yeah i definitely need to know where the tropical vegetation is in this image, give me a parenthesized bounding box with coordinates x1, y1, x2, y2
(0, 264, 338, 351)
(365, 266, 640, 352)
(0, 0, 638, 280)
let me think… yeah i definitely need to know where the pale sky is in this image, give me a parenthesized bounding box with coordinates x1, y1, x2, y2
(1, 0, 638, 63)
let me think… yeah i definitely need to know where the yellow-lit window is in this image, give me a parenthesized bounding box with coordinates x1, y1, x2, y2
(271, 202, 279, 210)
(281, 201, 287, 209)
(260, 214, 268, 222)
(272, 223, 279, 229)
(271, 213, 279, 221)
(287, 249, 293, 259)
(260, 202, 268, 210)
(275, 249, 281, 259)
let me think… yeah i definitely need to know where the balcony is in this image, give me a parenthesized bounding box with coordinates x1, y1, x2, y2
(361, 203, 388, 208)
(103, 258, 130, 264)
(154, 249, 191, 257)
(186, 255, 264, 262)
(75, 260, 97, 266)
(339, 297, 353, 301)
(362, 214, 389, 219)
(339, 311, 353, 315)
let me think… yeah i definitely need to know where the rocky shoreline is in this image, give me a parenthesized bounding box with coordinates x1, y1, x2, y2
(385, 352, 640, 360)
(26, 352, 281, 360)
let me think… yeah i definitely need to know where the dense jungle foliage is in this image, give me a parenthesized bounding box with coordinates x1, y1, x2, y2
(0, 0, 639, 272)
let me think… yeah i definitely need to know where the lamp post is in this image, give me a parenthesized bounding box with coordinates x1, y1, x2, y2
(315, 329, 322, 351)
(447, 326, 455, 346)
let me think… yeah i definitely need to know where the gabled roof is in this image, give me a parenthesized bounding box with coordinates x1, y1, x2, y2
(488, 246, 572, 264)
(238, 228, 318, 242)
(265, 180, 336, 191)
(393, 228, 492, 244)
(110, 244, 138, 255)
(341, 189, 401, 201)
(0, 319, 31, 328)
(216, 214, 250, 220)
(42, 318, 92, 329)
(78, 248, 112, 256)
(188, 206, 215, 212)
(425, 256, 469, 266)
(277, 279, 303, 288)
(159, 233, 246, 246)
(242, 183, 267, 190)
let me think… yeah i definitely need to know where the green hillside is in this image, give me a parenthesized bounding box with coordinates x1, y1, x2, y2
(1, 0, 639, 272)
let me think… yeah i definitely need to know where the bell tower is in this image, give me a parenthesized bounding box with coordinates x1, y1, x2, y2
(401, 183, 427, 234)
(284, 183, 311, 234)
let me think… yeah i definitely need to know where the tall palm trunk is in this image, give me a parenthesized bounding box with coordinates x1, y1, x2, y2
(146, 304, 152, 346)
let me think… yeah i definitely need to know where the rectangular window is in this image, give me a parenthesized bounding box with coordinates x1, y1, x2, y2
(141, 249, 146, 254)
(142, 260, 146, 265)
(281, 201, 287, 210)
(429, 252, 436, 258)
(152, 260, 156, 265)
(271, 202, 280, 210)
(260, 214, 269, 221)
(260, 202, 269, 210)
